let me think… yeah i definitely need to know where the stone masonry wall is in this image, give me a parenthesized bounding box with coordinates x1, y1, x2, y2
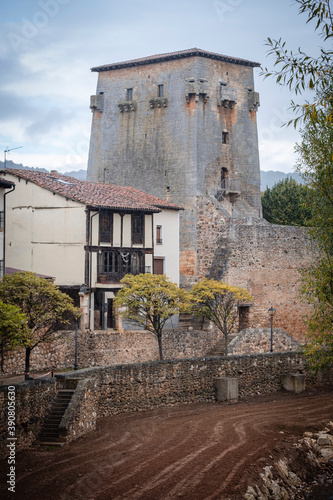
(0, 327, 223, 377)
(196, 196, 315, 340)
(57, 352, 332, 419)
(1, 353, 332, 458)
(0, 378, 57, 458)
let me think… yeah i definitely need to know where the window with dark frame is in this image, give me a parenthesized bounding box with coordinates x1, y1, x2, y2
(156, 225, 162, 244)
(99, 211, 113, 244)
(126, 88, 133, 101)
(158, 84, 164, 97)
(222, 131, 229, 144)
(221, 167, 228, 190)
(154, 257, 164, 275)
(132, 213, 144, 244)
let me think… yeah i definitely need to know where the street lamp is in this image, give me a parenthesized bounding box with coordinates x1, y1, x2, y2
(268, 306, 276, 352)
(74, 322, 78, 371)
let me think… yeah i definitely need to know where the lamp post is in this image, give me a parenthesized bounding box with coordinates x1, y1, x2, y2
(74, 322, 78, 371)
(268, 306, 275, 352)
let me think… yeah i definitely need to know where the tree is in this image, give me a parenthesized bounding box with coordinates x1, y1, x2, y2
(295, 108, 333, 370)
(0, 272, 80, 379)
(262, 0, 333, 126)
(0, 301, 28, 373)
(189, 279, 253, 355)
(114, 273, 188, 360)
(262, 177, 312, 225)
(262, 0, 333, 371)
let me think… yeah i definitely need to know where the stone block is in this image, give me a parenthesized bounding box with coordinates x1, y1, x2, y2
(281, 373, 305, 394)
(214, 377, 238, 401)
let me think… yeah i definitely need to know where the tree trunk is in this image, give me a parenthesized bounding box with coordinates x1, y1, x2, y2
(157, 332, 163, 360)
(25, 347, 31, 380)
(1, 340, 4, 373)
(225, 331, 229, 355)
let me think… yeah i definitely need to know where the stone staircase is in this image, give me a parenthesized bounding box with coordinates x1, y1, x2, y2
(37, 389, 75, 446)
(206, 335, 237, 357)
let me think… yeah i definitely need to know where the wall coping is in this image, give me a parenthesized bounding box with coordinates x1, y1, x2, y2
(55, 351, 303, 380)
(0, 377, 56, 393)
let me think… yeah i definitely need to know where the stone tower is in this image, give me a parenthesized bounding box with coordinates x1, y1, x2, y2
(87, 48, 262, 287)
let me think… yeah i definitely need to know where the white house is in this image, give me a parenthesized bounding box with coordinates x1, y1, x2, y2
(0, 177, 15, 278)
(1, 169, 182, 330)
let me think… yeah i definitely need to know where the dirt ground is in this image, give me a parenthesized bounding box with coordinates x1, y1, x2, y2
(1, 385, 332, 500)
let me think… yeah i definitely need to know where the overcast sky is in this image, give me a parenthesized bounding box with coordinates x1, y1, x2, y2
(0, 0, 324, 174)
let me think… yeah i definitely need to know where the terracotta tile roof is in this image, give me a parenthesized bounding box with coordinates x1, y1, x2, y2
(91, 48, 260, 72)
(1, 169, 183, 212)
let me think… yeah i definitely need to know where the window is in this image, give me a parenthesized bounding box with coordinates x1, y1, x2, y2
(0, 211, 4, 230)
(99, 211, 113, 244)
(222, 131, 229, 144)
(154, 258, 164, 275)
(158, 84, 164, 97)
(132, 213, 144, 244)
(126, 88, 133, 101)
(221, 167, 228, 190)
(156, 225, 162, 244)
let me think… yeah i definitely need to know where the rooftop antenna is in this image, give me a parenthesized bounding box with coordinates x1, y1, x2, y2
(4, 146, 23, 168)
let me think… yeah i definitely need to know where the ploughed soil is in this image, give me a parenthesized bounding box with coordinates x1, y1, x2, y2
(1, 385, 332, 500)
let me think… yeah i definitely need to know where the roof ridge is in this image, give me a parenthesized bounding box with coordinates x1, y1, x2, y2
(1, 169, 183, 212)
(91, 47, 260, 72)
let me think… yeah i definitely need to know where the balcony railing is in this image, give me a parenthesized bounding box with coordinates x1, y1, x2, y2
(221, 178, 241, 195)
(98, 266, 151, 284)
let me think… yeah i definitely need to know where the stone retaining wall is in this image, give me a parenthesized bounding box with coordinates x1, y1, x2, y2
(2, 352, 332, 459)
(0, 378, 57, 458)
(56, 352, 330, 418)
(0, 328, 223, 377)
(229, 328, 300, 355)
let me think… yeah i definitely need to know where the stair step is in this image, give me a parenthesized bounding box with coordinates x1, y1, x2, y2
(35, 441, 65, 447)
(37, 388, 75, 445)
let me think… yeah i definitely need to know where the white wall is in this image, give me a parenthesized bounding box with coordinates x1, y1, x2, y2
(4, 173, 86, 286)
(154, 209, 180, 284)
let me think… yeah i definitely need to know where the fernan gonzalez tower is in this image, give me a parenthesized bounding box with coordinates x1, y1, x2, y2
(87, 48, 262, 287)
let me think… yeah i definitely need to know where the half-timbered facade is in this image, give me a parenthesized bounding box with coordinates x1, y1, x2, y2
(1, 169, 181, 330)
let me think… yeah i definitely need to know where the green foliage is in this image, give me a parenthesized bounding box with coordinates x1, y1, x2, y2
(0, 272, 80, 376)
(0, 300, 28, 348)
(295, 109, 333, 370)
(262, 177, 312, 225)
(114, 273, 188, 360)
(261, 0, 333, 126)
(189, 279, 253, 354)
(0, 300, 29, 372)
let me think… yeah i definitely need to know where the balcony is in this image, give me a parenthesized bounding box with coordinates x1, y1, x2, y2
(221, 177, 241, 195)
(98, 260, 151, 284)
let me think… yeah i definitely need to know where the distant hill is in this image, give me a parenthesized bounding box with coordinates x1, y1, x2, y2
(1, 161, 303, 190)
(0, 161, 87, 181)
(260, 170, 304, 190)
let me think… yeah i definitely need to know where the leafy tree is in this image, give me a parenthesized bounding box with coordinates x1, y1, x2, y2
(114, 273, 188, 360)
(295, 109, 333, 370)
(262, 177, 312, 225)
(0, 272, 80, 379)
(0, 301, 28, 373)
(189, 279, 253, 355)
(262, 0, 333, 126)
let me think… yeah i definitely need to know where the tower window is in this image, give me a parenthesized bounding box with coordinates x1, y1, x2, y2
(158, 84, 164, 97)
(222, 131, 229, 144)
(126, 88, 133, 101)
